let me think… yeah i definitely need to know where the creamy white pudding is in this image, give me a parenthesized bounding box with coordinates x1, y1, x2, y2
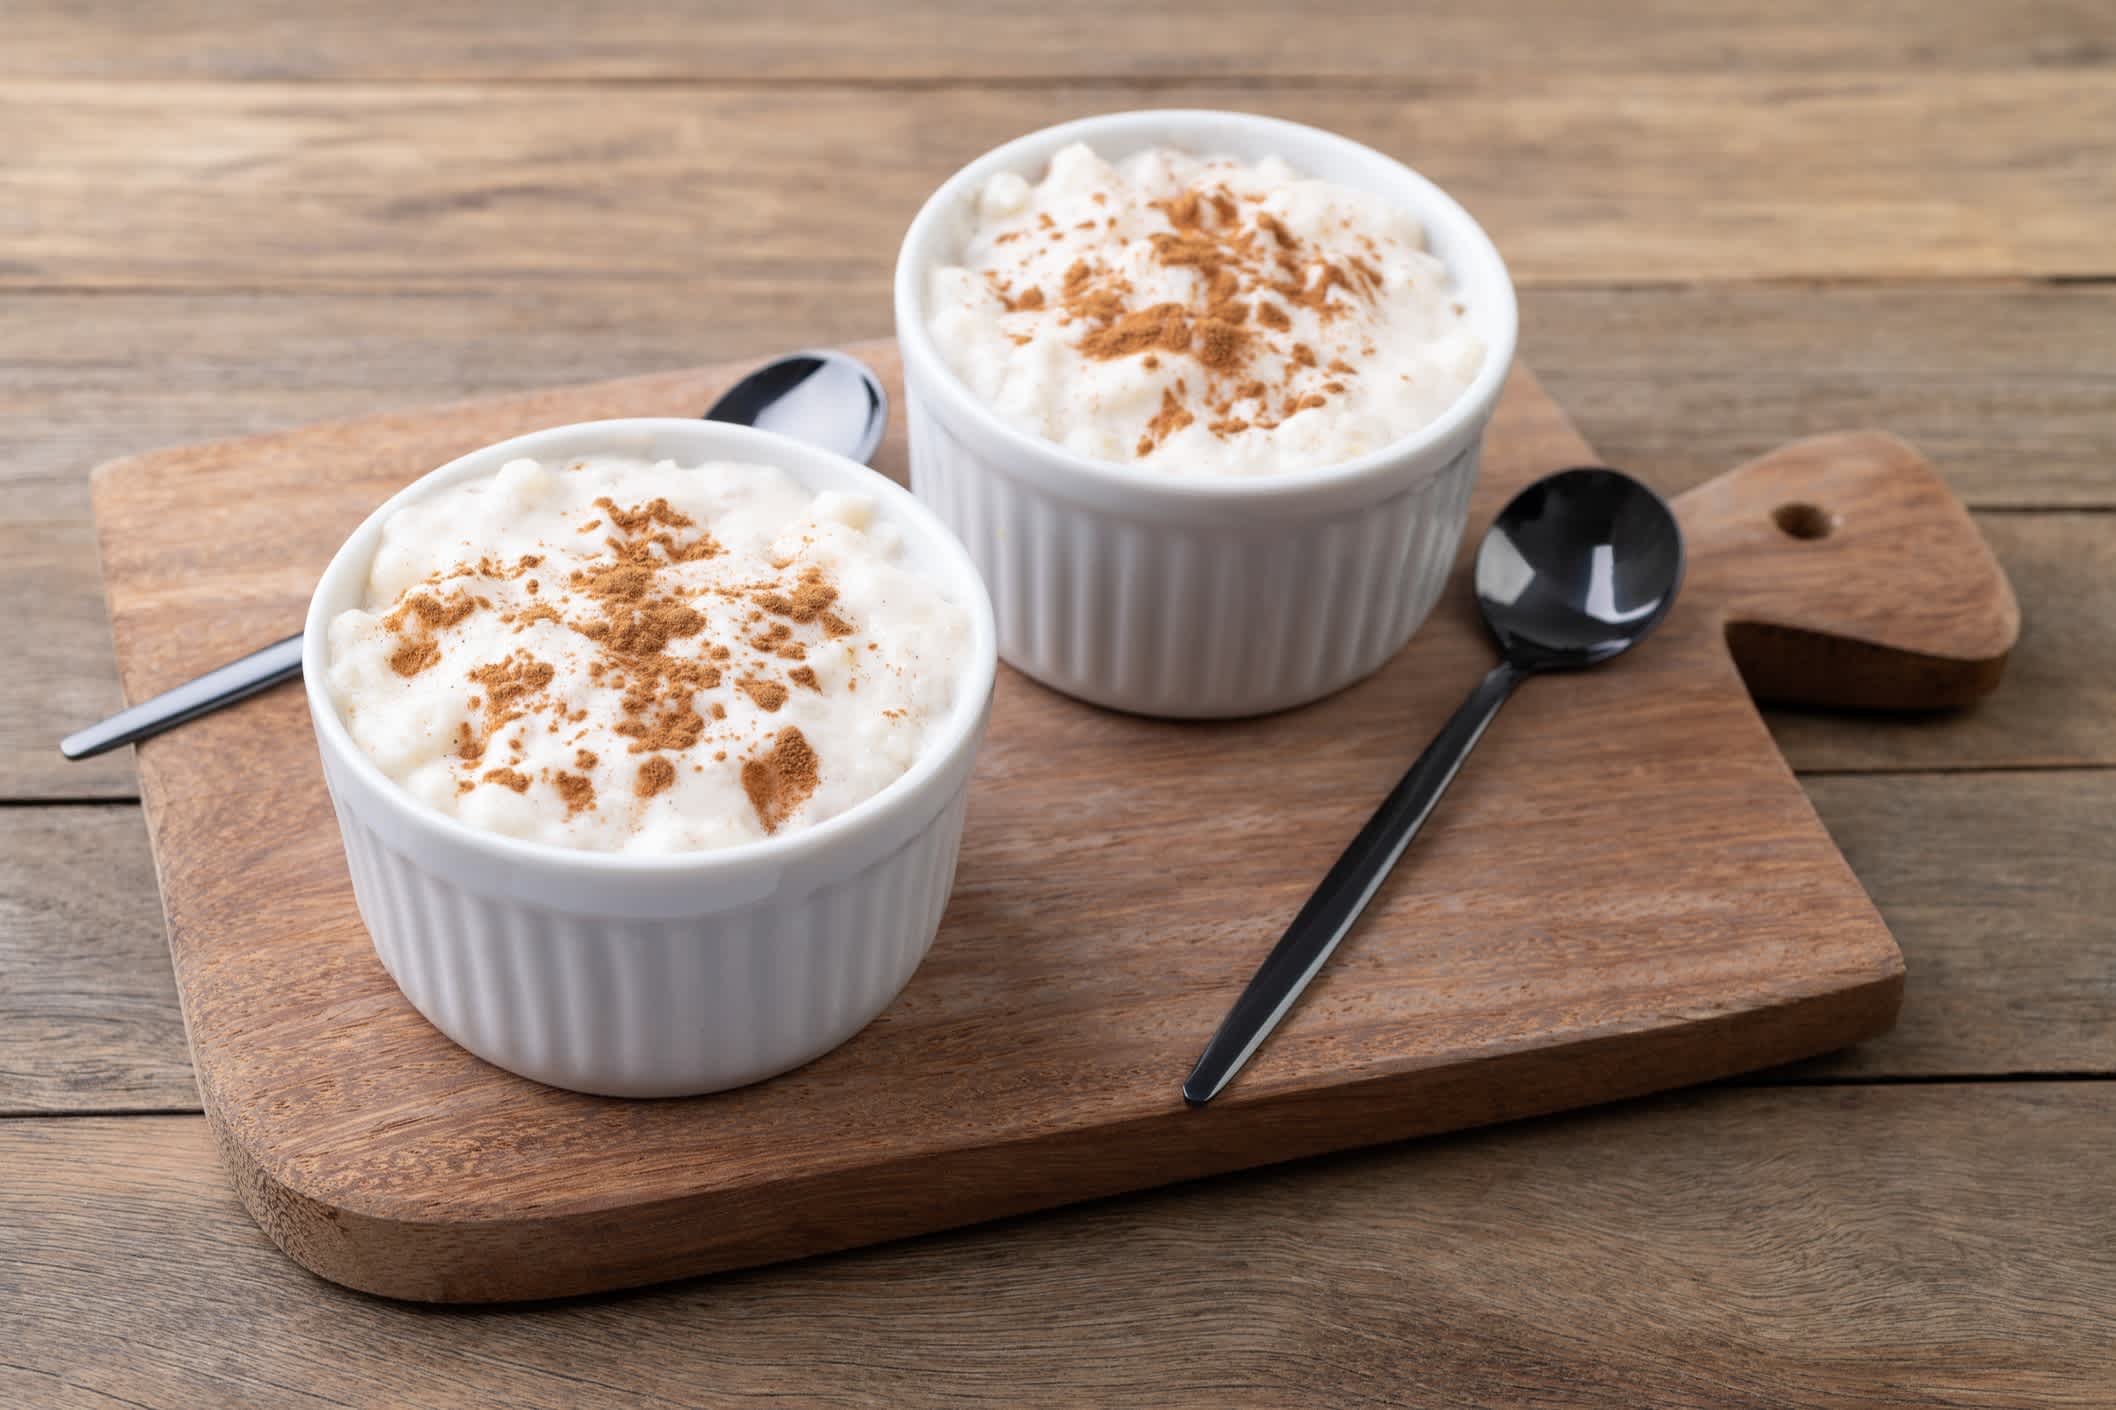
(325, 454, 970, 854)
(925, 142, 1484, 478)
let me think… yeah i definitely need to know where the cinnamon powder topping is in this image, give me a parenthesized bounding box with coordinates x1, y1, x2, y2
(983, 168, 1398, 454)
(554, 771, 596, 815)
(738, 676, 789, 713)
(389, 638, 440, 678)
(397, 482, 865, 828)
(754, 566, 842, 624)
(634, 755, 675, 799)
(740, 727, 820, 833)
(1137, 387, 1196, 457)
(383, 589, 482, 676)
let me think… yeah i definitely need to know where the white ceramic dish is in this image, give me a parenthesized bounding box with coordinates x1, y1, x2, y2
(303, 419, 998, 1098)
(894, 109, 1517, 718)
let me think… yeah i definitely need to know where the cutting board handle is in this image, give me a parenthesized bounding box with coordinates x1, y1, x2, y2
(1674, 431, 2018, 710)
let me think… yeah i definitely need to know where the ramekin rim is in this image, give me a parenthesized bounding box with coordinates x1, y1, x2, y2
(302, 416, 999, 879)
(892, 107, 1519, 508)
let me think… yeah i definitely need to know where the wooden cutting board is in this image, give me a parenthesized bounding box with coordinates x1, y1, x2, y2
(90, 343, 2016, 1303)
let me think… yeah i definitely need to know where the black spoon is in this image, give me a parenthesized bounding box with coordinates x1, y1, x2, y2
(1183, 467, 1686, 1105)
(58, 351, 889, 762)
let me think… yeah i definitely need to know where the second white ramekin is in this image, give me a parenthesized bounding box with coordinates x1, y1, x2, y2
(894, 110, 1517, 717)
(303, 419, 997, 1098)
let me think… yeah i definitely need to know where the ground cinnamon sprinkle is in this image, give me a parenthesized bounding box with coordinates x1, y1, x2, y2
(510, 601, 562, 632)
(753, 566, 842, 624)
(384, 590, 478, 633)
(991, 173, 1385, 454)
(396, 478, 877, 831)
(467, 655, 556, 713)
(382, 588, 483, 675)
(1195, 317, 1248, 373)
(738, 676, 789, 712)
(740, 727, 819, 833)
(634, 755, 675, 798)
(389, 638, 440, 678)
(1079, 302, 1192, 360)
(594, 495, 693, 533)
(1137, 387, 1196, 456)
(553, 770, 595, 815)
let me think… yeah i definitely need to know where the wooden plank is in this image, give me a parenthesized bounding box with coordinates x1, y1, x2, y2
(0, 806, 189, 1114)
(1527, 284, 2116, 512)
(8, 77, 2116, 290)
(7, 1, 2110, 80)
(8, 285, 2111, 508)
(7, 285, 2111, 508)
(0, 510, 135, 800)
(1799, 772, 2116, 1078)
(5, 283, 2111, 800)
(2, 1090, 2111, 1405)
(6, 772, 2105, 1118)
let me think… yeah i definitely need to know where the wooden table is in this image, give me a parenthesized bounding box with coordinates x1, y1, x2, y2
(4, 4, 2111, 1404)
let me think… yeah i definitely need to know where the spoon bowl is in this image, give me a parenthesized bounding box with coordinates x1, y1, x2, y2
(1476, 467, 1685, 671)
(704, 350, 888, 467)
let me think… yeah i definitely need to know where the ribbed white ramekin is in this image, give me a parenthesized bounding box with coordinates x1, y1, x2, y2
(303, 419, 997, 1098)
(894, 110, 1517, 718)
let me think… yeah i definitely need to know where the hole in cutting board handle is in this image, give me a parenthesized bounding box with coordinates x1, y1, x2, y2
(1772, 502, 1836, 541)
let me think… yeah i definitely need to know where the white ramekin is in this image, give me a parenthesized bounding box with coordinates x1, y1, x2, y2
(894, 109, 1517, 717)
(303, 419, 997, 1098)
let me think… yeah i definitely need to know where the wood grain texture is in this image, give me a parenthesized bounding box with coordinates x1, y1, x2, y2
(0, 514, 135, 800)
(1796, 772, 2116, 1079)
(5, 1089, 2114, 1407)
(1764, 513, 2116, 773)
(11, 77, 2116, 291)
(4, 0, 2111, 1395)
(9, 1, 2111, 80)
(13, 282, 2111, 801)
(4, 772, 2107, 1121)
(9, 285, 2112, 507)
(87, 348, 2013, 1298)
(1686, 432, 2018, 708)
(0, 806, 190, 1114)
(1528, 283, 2116, 512)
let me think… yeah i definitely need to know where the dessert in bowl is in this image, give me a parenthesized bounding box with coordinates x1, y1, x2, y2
(304, 418, 997, 1097)
(895, 109, 1517, 717)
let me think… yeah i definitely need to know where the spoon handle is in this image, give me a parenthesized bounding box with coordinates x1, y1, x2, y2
(60, 632, 305, 761)
(1183, 659, 1524, 1105)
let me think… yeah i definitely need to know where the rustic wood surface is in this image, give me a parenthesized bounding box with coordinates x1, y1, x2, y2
(96, 350, 2014, 1300)
(5, 1088, 2114, 1409)
(11, 283, 2113, 800)
(10, 80, 2115, 289)
(4, 0, 2111, 1397)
